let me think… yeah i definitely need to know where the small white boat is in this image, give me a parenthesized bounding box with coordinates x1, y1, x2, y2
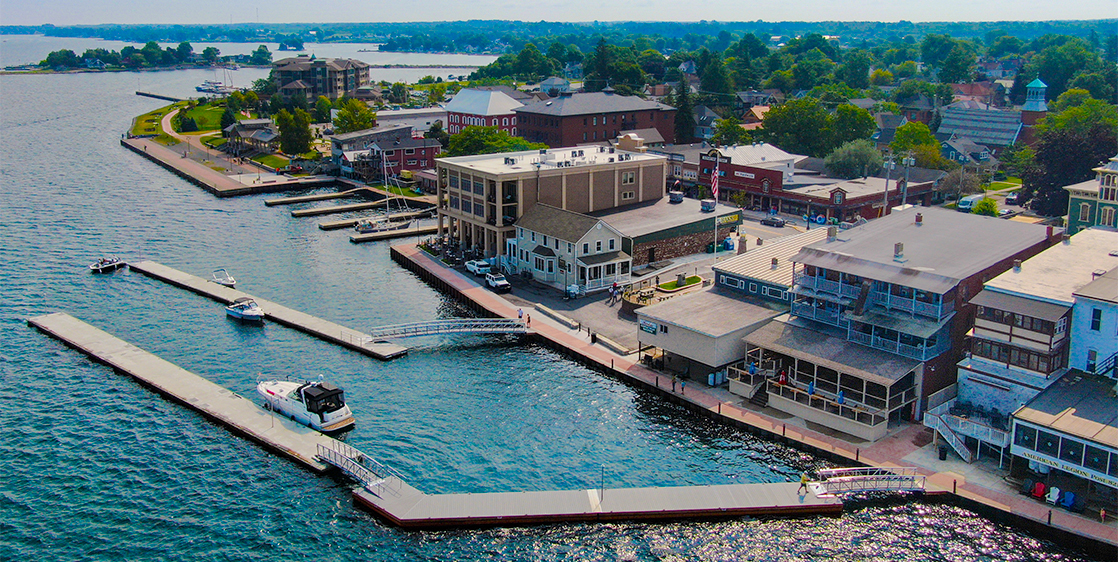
(210, 268, 236, 287)
(225, 297, 264, 322)
(258, 377, 355, 433)
(89, 256, 125, 273)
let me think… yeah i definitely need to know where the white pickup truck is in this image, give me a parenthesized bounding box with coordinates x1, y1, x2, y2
(485, 272, 511, 292)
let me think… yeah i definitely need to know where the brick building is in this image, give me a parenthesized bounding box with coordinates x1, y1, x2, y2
(445, 88, 523, 135)
(515, 91, 675, 148)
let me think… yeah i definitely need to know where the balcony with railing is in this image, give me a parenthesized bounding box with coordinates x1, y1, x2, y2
(847, 329, 949, 362)
(792, 300, 849, 329)
(766, 379, 889, 441)
(870, 289, 954, 320)
(927, 398, 1011, 456)
(727, 363, 772, 399)
(793, 272, 860, 300)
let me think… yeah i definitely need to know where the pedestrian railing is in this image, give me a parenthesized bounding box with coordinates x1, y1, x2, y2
(367, 318, 527, 339)
(814, 466, 926, 496)
(316, 441, 406, 497)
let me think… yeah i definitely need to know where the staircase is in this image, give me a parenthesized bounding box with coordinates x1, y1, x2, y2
(749, 383, 769, 407)
(1094, 350, 1117, 378)
(924, 409, 973, 463)
(853, 281, 872, 316)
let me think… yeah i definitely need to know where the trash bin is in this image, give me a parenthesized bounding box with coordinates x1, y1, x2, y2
(705, 242, 715, 253)
(939, 446, 948, 461)
(590, 333, 597, 344)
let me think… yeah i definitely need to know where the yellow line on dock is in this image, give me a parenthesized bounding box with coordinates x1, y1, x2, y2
(27, 312, 336, 473)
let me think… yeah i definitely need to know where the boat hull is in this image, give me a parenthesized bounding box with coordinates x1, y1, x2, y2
(257, 380, 355, 434)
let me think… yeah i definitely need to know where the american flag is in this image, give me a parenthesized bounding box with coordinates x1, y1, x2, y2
(711, 158, 720, 200)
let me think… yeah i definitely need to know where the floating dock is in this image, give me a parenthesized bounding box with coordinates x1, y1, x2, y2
(351, 224, 438, 244)
(320, 210, 434, 231)
(352, 474, 842, 530)
(264, 188, 369, 206)
(291, 200, 390, 217)
(27, 312, 335, 473)
(127, 260, 407, 360)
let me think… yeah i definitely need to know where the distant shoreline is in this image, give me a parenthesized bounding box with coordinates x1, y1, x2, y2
(2, 62, 481, 75)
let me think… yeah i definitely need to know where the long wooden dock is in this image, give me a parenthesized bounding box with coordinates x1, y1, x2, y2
(127, 260, 407, 360)
(351, 224, 438, 244)
(291, 200, 389, 217)
(264, 187, 370, 206)
(352, 477, 842, 530)
(27, 312, 335, 473)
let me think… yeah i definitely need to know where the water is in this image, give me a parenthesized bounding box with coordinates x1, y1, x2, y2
(0, 52, 1103, 561)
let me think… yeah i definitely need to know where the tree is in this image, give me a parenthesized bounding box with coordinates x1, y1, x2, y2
(972, 197, 998, 217)
(220, 108, 236, 130)
(314, 96, 333, 124)
(828, 104, 876, 148)
(837, 50, 872, 89)
(276, 108, 312, 155)
(40, 49, 80, 68)
(333, 98, 377, 134)
(175, 42, 193, 62)
(824, 139, 883, 179)
(201, 46, 220, 65)
(672, 81, 695, 144)
(699, 57, 733, 99)
(711, 117, 749, 146)
(250, 45, 272, 65)
(1036, 98, 1118, 137)
(920, 34, 957, 68)
(424, 121, 450, 149)
(445, 126, 546, 157)
(938, 44, 975, 84)
(388, 83, 409, 104)
(890, 121, 938, 153)
(1022, 124, 1117, 215)
(1026, 39, 1098, 100)
(758, 97, 831, 156)
(870, 69, 894, 86)
(940, 167, 983, 200)
(427, 82, 448, 106)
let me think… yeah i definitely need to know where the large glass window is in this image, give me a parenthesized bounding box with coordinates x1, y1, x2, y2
(1036, 430, 1060, 457)
(1014, 425, 1037, 450)
(1059, 438, 1084, 465)
(1084, 445, 1110, 473)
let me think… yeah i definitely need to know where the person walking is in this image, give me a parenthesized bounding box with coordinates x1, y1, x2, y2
(798, 472, 810, 494)
(517, 308, 523, 320)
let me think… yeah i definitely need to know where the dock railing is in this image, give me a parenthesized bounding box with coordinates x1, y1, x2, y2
(317, 441, 406, 497)
(815, 466, 926, 496)
(367, 318, 527, 339)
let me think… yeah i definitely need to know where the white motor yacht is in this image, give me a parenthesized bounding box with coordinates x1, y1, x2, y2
(89, 256, 125, 273)
(210, 268, 236, 288)
(258, 377, 355, 433)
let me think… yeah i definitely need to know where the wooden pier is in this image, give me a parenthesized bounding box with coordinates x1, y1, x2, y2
(127, 260, 407, 360)
(351, 224, 438, 244)
(27, 312, 335, 473)
(320, 210, 434, 231)
(264, 188, 370, 206)
(291, 200, 389, 217)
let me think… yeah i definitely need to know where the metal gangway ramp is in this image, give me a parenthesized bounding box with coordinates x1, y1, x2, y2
(812, 467, 926, 497)
(367, 318, 527, 339)
(316, 441, 407, 497)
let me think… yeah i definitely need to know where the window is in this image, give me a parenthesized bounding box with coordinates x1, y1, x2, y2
(503, 118, 508, 126)
(622, 171, 636, 185)
(1102, 206, 1117, 227)
(1079, 203, 1091, 222)
(542, 235, 548, 246)
(1059, 437, 1084, 465)
(531, 232, 536, 242)
(749, 282, 758, 293)
(567, 243, 572, 253)
(511, 117, 516, 125)
(407, 159, 417, 165)
(592, 117, 597, 126)
(659, 324, 668, 334)
(596, 240, 602, 252)
(621, 191, 635, 200)
(582, 243, 589, 254)
(1037, 430, 1060, 457)
(384, 150, 396, 156)
(609, 239, 615, 250)
(1013, 425, 1037, 450)
(404, 148, 415, 155)
(1091, 308, 1103, 331)
(834, 192, 844, 204)
(1087, 349, 1098, 372)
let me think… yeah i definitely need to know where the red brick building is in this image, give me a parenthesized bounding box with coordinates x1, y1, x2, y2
(515, 91, 675, 148)
(445, 88, 523, 135)
(372, 137, 443, 178)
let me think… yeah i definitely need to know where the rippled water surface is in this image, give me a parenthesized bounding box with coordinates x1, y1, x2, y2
(0, 64, 1103, 561)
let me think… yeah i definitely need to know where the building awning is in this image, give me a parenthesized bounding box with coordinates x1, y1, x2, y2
(578, 250, 630, 266)
(969, 289, 1069, 322)
(531, 245, 555, 257)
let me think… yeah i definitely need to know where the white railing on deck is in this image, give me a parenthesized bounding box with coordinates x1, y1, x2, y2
(317, 441, 406, 496)
(814, 467, 926, 495)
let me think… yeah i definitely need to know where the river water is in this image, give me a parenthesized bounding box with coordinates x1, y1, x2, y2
(0, 40, 1101, 561)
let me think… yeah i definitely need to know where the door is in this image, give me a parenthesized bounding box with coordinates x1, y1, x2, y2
(647, 247, 656, 264)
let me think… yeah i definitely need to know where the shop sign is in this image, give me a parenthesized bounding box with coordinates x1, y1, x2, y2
(639, 319, 658, 334)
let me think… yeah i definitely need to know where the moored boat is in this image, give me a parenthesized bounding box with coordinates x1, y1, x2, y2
(258, 377, 355, 433)
(89, 256, 125, 273)
(210, 268, 236, 287)
(355, 217, 412, 234)
(225, 297, 264, 322)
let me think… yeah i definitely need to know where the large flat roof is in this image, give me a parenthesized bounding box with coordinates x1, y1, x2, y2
(637, 288, 782, 338)
(436, 147, 665, 176)
(744, 317, 920, 386)
(792, 207, 1054, 294)
(1015, 371, 1118, 449)
(589, 197, 739, 240)
(985, 228, 1118, 306)
(713, 229, 830, 287)
(1074, 266, 1118, 304)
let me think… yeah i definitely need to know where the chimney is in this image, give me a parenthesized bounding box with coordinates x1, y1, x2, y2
(771, 257, 779, 269)
(827, 226, 837, 241)
(1013, 259, 1022, 272)
(1046, 225, 1053, 238)
(893, 242, 904, 261)
(915, 213, 923, 226)
(1062, 234, 1071, 244)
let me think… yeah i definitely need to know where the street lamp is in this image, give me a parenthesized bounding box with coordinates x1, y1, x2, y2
(900, 153, 915, 207)
(880, 153, 896, 217)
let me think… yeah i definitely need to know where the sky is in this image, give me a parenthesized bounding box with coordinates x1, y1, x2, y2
(1, 0, 1107, 26)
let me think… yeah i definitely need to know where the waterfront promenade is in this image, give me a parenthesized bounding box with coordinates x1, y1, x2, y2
(391, 242, 1118, 549)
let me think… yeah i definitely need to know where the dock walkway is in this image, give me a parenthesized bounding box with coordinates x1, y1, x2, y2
(27, 312, 334, 473)
(351, 225, 438, 244)
(127, 260, 407, 360)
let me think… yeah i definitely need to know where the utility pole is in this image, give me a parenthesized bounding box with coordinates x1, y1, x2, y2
(880, 152, 896, 217)
(901, 153, 915, 208)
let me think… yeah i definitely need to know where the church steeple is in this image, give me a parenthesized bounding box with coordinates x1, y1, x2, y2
(1022, 78, 1048, 113)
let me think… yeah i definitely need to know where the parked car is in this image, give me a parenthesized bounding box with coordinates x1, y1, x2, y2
(759, 216, 786, 227)
(1004, 193, 1018, 205)
(485, 272, 511, 293)
(465, 260, 491, 276)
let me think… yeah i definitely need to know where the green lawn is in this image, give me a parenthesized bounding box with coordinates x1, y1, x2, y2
(202, 135, 227, 149)
(378, 184, 423, 198)
(988, 180, 1022, 191)
(179, 104, 227, 132)
(252, 154, 289, 169)
(659, 276, 702, 291)
(130, 102, 183, 137)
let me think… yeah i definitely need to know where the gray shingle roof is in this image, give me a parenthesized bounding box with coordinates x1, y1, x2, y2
(515, 92, 673, 117)
(937, 107, 1023, 147)
(516, 204, 603, 243)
